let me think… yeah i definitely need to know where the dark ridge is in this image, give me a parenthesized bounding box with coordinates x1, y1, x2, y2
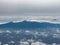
(0, 20, 60, 30)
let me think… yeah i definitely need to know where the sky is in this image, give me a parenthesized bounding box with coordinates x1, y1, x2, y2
(0, 0, 60, 16)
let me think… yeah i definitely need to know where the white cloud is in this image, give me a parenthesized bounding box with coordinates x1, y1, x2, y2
(3, 44, 8, 45)
(32, 41, 47, 45)
(0, 16, 60, 24)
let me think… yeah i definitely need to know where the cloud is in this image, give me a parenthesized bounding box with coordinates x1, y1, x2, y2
(0, 0, 60, 16)
(0, 16, 60, 24)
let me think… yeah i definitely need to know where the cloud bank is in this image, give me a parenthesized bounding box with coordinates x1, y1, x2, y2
(0, 0, 60, 16)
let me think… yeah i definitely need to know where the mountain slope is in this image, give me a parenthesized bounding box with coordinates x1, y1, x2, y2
(0, 21, 60, 30)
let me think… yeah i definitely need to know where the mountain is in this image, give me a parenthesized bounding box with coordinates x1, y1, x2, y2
(0, 21, 60, 44)
(0, 20, 60, 30)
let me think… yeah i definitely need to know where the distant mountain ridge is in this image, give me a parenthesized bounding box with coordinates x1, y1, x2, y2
(0, 20, 60, 29)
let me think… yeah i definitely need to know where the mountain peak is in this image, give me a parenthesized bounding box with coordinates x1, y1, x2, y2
(22, 20, 28, 22)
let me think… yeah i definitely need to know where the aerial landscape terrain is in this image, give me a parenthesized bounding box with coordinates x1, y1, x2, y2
(0, 0, 60, 45)
(0, 16, 60, 45)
